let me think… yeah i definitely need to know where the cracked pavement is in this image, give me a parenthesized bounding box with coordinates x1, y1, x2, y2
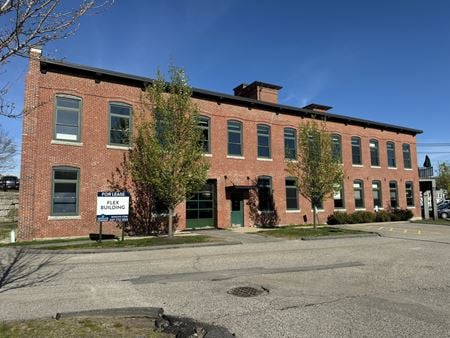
(0, 222, 449, 337)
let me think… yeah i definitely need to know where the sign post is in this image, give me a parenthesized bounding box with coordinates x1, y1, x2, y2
(96, 192, 130, 242)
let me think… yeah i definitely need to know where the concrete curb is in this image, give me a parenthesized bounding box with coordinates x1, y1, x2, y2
(301, 232, 380, 240)
(54, 307, 235, 337)
(55, 307, 163, 320)
(23, 239, 243, 255)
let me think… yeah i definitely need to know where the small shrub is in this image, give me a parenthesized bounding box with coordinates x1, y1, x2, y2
(375, 210, 391, 222)
(390, 208, 413, 221)
(327, 211, 351, 225)
(326, 214, 338, 225)
(351, 211, 376, 224)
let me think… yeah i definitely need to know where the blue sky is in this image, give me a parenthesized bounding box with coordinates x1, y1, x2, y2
(2, 0, 450, 175)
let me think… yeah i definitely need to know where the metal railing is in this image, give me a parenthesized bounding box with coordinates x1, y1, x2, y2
(418, 166, 434, 178)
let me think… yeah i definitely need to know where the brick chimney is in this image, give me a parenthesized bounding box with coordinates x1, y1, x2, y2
(18, 46, 42, 240)
(233, 81, 282, 104)
(303, 103, 332, 113)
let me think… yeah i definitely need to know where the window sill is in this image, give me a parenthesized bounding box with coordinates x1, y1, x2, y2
(107, 144, 132, 150)
(355, 208, 366, 211)
(371, 166, 381, 169)
(285, 159, 298, 163)
(202, 153, 212, 157)
(286, 209, 301, 213)
(48, 215, 81, 221)
(310, 209, 324, 213)
(404, 168, 413, 171)
(259, 210, 275, 214)
(333, 208, 346, 212)
(227, 155, 245, 160)
(388, 167, 397, 170)
(51, 140, 83, 147)
(352, 164, 364, 168)
(257, 158, 272, 161)
(407, 206, 415, 209)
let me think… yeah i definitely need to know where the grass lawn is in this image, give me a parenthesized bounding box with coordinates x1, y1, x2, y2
(411, 219, 450, 226)
(1, 235, 216, 250)
(0, 237, 92, 247)
(0, 317, 172, 338)
(257, 226, 371, 239)
(0, 221, 17, 240)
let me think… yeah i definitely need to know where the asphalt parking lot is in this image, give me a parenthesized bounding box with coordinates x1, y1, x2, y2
(0, 221, 449, 337)
(336, 220, 450, 244)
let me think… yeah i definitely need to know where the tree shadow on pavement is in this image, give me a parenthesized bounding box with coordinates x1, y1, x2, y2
(0, 248, 69, 293)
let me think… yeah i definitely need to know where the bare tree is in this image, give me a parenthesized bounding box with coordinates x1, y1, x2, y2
(0, 124, 16, 172)
(0, 0, 113, 117)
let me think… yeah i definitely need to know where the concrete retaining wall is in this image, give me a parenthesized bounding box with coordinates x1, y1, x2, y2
(0, 191, 19, 222)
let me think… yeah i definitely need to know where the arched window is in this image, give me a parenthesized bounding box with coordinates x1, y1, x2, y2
(331, 134, 342, 163)
(285, 177, 299, 210)
(284, 128, 297, 160)
(372, 180, 382, 209)
(403, 144, 412, 169)
(54, 95, 82, 142)
(257, 124, 271, 159)
(227, 120, 243, 156)
(353, 179, 365, 208)
(52, 166, 80, 216)
(198, 115, 210, 153)
(258, 176, 273, 211)
(109, 102, 132, 146)
(351, 136, 362, 165)
(389, 181, 398, 208)
(405, 181, 414, 206)
(387, 141, 396, 168)
(370, 139, 380, 166)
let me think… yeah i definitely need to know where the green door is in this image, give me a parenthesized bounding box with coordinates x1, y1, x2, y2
(231, 198, 244, 227)
(186, 183, 215, 229)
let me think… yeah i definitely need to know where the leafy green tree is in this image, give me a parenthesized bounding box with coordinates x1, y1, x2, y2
(128, 67, 209, 237)
(436, 162, 450, 195)
(286, 120, 344, 228)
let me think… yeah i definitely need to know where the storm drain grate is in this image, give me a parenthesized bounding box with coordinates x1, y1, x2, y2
(227, 286, 268, 298)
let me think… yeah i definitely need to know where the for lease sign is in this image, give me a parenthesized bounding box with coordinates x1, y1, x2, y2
(96, 191, 130, 221)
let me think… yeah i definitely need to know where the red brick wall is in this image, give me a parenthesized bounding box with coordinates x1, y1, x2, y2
(18, 56, 422, 239)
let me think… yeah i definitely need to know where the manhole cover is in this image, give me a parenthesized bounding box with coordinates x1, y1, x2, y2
(227, 286, 268, 297)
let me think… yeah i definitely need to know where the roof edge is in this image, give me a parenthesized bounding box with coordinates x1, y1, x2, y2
(39, 58, 423, 136)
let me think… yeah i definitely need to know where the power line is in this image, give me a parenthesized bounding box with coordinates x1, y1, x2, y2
(417, 143, 450, 147)
(417, 151, 450, 154)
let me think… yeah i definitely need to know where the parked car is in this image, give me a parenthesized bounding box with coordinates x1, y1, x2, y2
(438, 203, 450, 219)
(0, 176, 19, 190)
(437, 200, 450, 208)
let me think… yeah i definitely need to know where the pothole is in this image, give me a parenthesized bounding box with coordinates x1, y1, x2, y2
(227, 286, 269, 297)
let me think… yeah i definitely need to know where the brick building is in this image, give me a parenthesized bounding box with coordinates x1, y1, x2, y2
(19, 49, 422, 239)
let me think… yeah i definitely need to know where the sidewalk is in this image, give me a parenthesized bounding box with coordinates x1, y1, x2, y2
(190, 228, 284, 244)
(0, 227, 286, 254)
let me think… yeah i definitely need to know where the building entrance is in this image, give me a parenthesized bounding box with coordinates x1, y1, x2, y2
(186, 182, 216, 228)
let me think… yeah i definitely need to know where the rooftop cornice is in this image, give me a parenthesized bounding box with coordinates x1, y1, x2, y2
(39, 58, 423, 136)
